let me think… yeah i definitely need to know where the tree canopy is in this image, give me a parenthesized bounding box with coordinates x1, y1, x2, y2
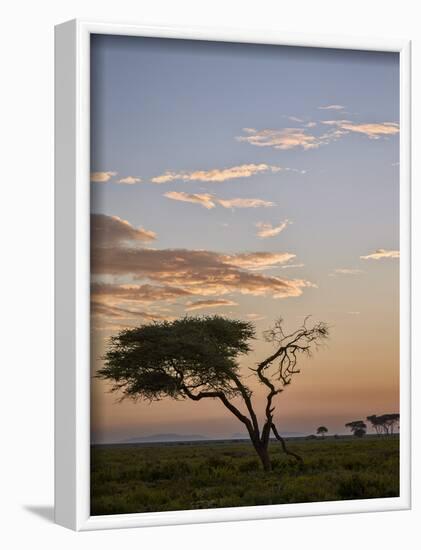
(345, 420, 367, 437)
(99, 316, 255, 402)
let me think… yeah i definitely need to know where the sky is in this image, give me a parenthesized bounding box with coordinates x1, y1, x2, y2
(90, 34, 400, 444)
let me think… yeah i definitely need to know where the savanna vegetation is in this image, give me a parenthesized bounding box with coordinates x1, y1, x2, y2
(91, 435, 399, 515)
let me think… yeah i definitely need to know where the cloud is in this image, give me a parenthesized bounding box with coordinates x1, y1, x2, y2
(91, 302, 164, 321)
(330, 268, 363, 276)
(117, 176, 142, 184)
(91, 283, 191, 329)
(281, 263, 304, 269)
(318, 105, 346, 111)
(90, 171, 117, 183)
(223, 252, 295, 270)
(360, 249, 400, 260)
(91, 255, 306, 329)
(91, 282, 194, 303)
(90, 173, 143, 184)
(185, 299, 238, 311)
(237, 128, 324, 150)
(91, 246, 313, 299)
(237, 118, 399, 152)
(165, 192, 275, 210)
(164, 191, 216, 209)
(91, 301, 174, 332)
(91, 214, 156, 248)
(218, 197, 274, 209)
(151, 163, 281, 183)
(256, 219, 291, 238)
(321, 120, 399, 139)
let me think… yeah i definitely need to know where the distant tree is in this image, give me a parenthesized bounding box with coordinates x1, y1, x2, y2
(316, 426, 328, 438)
(98, 315, 329, 472)
(367, 414, 400, 436)
(353, 427, 366, 438)
(345, 420, 367, 438)
(366, 415, 383, 435)
(380, 413, 400, 435)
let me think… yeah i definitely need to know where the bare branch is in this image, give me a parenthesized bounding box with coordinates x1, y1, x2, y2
(271, 423, 303, 463)
(258, 317, 329, 390)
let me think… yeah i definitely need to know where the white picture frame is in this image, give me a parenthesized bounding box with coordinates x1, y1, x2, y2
(54, 19, 411, 531)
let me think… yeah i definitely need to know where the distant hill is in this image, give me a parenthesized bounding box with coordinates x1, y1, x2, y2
(120, 430, 305, 444)
(122, 433, 206, 443)
(231, 431, 304, 439)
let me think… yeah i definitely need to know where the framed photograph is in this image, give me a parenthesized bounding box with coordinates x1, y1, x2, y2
(55, 20, 411, 531)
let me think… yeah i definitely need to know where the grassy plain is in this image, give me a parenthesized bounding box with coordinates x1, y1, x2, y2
(91, 436, 399, 515)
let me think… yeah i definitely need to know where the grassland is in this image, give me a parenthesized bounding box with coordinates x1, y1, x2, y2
(91, 436, 399, 515)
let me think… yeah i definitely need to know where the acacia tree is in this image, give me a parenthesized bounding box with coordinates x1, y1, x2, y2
(98, 315, 328, 472)
(367, 414, 399, 436)
(381, 413, 400, 435)
(316, 426, 328, 439)
(345, 420, 367, 438)
(366, 415, 383, 436)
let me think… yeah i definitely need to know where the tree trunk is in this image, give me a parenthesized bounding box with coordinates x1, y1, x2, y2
(256, 444, 272, 472)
